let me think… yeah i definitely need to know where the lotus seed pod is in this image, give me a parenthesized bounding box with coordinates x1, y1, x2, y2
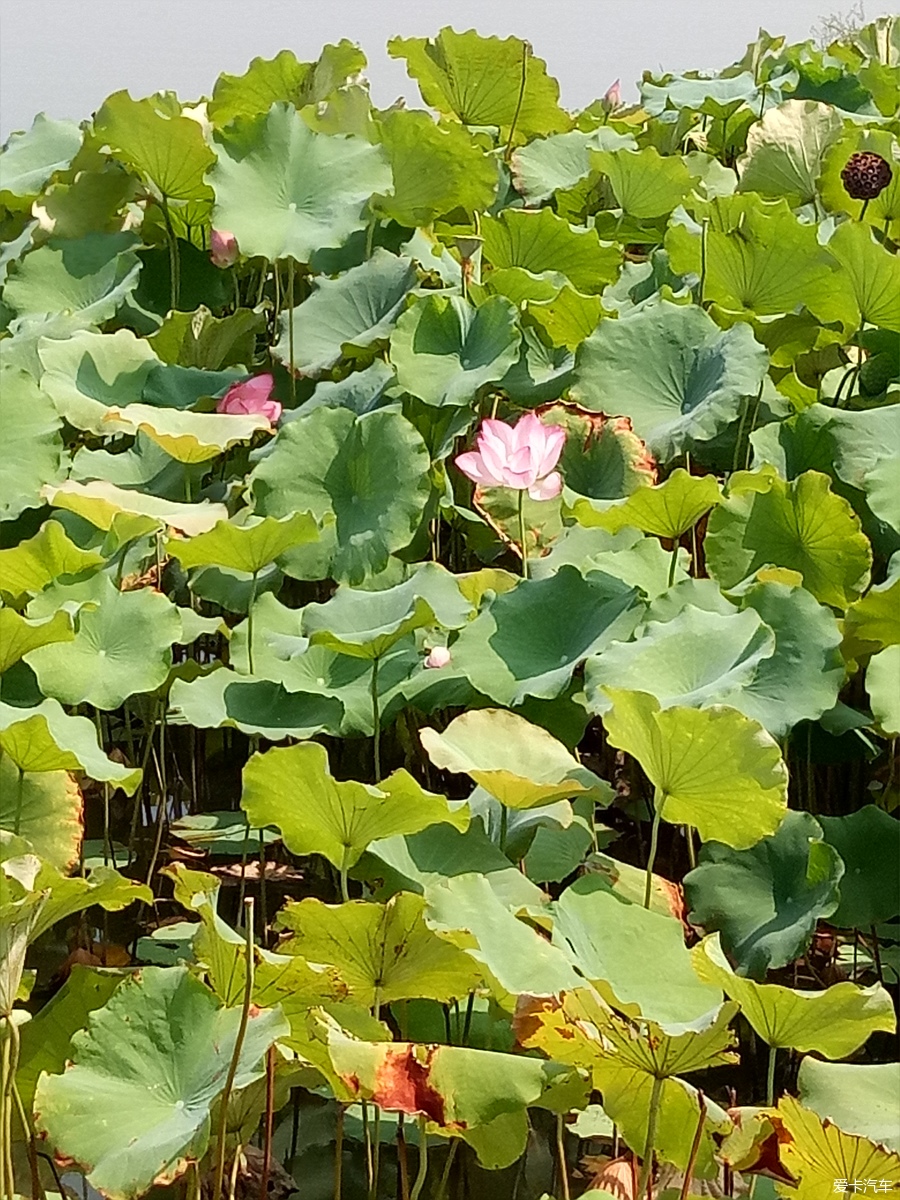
(840, 151, 893, 201)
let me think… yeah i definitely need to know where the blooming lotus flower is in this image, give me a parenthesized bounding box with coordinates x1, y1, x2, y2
(210, 229, 238, 268)
(425, 646, 451, 669)
(455, 412, 566, 501)
(216, 374, 282, 424)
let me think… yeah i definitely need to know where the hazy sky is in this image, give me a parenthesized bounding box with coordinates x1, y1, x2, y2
(0, 0, 879, 138)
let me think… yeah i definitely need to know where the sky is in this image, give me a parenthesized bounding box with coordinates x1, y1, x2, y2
(0, 0, 880, 138)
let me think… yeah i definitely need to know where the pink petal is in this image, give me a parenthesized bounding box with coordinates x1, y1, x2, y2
(528, 471, 562, 501)
(512, 411, 544, 454)
(535, 423, 566, 477)
(480, 419, 517, 455)
(425, 646, 451, 669)
(210, 229, 238, 268)
(455, 450, 501, 488)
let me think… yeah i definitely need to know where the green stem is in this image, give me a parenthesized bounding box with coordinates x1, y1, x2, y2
(247, 570, 259, 676)
(435, 1141, 459, 1200)
(160, 196, 180, 310)
(517, 488, 529, 579)
(699, 218, 708, 307)
(1, 1023, 15, 1200)
(743, 385, 763, 471)
(503, 40, 529, 160)
(636, 1075, 664, 1199)
(860, 198, 870, 221)
(371, 655, 381, 781)
(499, 804, 509, 855)
(643, 794, 665, 909)
(667, 543, 680, 588)
(410, 1116, 429, 1200)
(11, 1061, 46, 1200)
(686, 825, 697, 870)
(766, 1043, 777, 1105)
(211, 898, 256, 1200)
(287, 257, 296, 408)
(12, 765, 24, 834)
(365, 214, 377, 259)
(339, 847, 351, 904)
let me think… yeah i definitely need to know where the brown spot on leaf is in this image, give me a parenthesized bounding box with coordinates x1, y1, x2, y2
(370, 1045, 447, 1125)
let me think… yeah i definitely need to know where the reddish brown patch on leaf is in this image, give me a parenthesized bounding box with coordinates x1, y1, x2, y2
(725, 1108, 797, 1186)
(370, 1045, 447, 1125)
(581, 1154, 637, 1200)
(512, 994, 561, 1047)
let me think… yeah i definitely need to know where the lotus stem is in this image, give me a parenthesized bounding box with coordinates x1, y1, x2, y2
(247, 570, 259, 676)
(397, 1113, 411, 1200)
(211, 898, 256, 1200)
(766, 1043, 777, 1106)
(860, 198, 870, 221)
(334, 1105, 344, 1199)
(504, 40, 529, 160)
(160, 195, 180, 310)
(1, 1019, 17, 1200)
(667, 543, 679, 588)
(679, 1092, 706, 1200)
(643, 796, 665, 909)
(339, 846, 351, 904)
(287, 257, 296, 408)
(435, 1141, 459, 1200)
(637, 1075, 664, 1200)
(517, 489, 529, 579)
(556, 1114, 571, 1200)
(410, 1116, 429, 1200)
(686, 825, 697, 870)
(258, 1046, 276, 1200)
(370, 655, 382, 781)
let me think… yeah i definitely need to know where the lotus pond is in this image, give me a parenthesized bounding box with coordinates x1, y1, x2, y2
(0, 17, 899, 1200)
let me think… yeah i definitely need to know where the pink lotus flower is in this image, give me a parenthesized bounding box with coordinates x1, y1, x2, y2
(425, 646, 451, 669)
(455, 412, 566, 501)
(216, 374, 282, 424)
(603, 80, 622, 111)
(210, 229, 238, 268)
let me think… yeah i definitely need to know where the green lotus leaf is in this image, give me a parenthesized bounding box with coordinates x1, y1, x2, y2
(824, 220, 900, 334)
(0, 219, 35, 286)
(0, 609, 73, 674)
(208, 42, 367, 128)
(500, 327, 575, 404)
(166, 512, 317, 575)
(819, 127, 900, 238)
(601, 248, 693, 317)
(590, 146, 700, 218)
(511, 127, 636, 204)
(301, 563, 471, 659)
(572, 468, 720, 539)
(208, 103, 391, 263)
(692, 933, 896, 1056)
(736, 100, 843, 204)
(43, 479, 228, 537)
(388, 28, 569, 143)
(37, 328, 160, 435)
(372, 109, 498, 227)
(94, 91, 215, 202)
(533, 526, 687, 598)
(522, 994, 735, 1177)
(296, 360, 395, 418)
(24, 577, 180, 709)
(3, 232, 142, 328)
(102, 402, 271, 463)
(0, 699, 141, 794)
(640, 69, 762, 115)
(843, 576, 900, 662)
(602, 689, 788, 848)
(169, 668, 344, 741)
(778, 1094, 900, 1200)
(148, 306, 265, 370)
(685, 811, 843, 979)
(0, 113, 82, 206)
(449, 566, 640, 707)
(665, 201, 839, 320)
(571, 301, 768, 460)
(583, 604, 776, 716)
(552, 881, 722, 1024)
(250, 405, 430, 584)
(705, 467, 872, 609)
(528, 283, 603, 350)
(0, 361, 64, 521)
(390, 293, 520, 407)
(797, 1058, 900, 1153)
(360, 822, 544, 910)
(0, 521, 104, 601)
(276, 892, 480, 1007)
(14, 964, 123, 1119)
(536, 406, 655, 503)
(482, 207, 621, 295)
(420, 708, 611, 810)
(241, 741, 467, 869)
(273, 250, 416, 378)
(867, 644, 900, 734)
(35, 965, 288, 1200)
(818, 806, 900, 930)
(0, 755, 82, 871)
(425, 872, 580, 998)
(168, 812, 280, 858)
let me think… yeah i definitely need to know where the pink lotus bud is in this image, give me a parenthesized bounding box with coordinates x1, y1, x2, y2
(603, 80, 622, 111)
(210, 229, 238, 268)
(216, 373, 282, 425)
(425, 646, 451, 669)
(454, 411, 565, 501)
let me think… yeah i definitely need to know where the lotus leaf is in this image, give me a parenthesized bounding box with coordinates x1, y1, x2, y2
(777, 1095, 900, 1200)
(818, 806, 900, 929)
(482, 207, 621, 295)
(0, 362, 64, 520)
(737, 100, 843, 204)
(797, 1058, 900, 1153)
(0, 113, 82, 205)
